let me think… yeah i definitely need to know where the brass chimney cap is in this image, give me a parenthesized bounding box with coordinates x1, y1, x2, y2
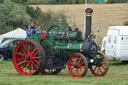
(85, 8, 93, 13)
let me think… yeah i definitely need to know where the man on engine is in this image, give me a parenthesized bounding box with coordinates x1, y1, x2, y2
(30, 22, 40, 35)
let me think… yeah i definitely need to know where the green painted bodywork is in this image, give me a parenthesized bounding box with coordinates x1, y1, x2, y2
(28, 33, 100, 60)
(69, 32, 77, 41)
(28, 32, 82, 59)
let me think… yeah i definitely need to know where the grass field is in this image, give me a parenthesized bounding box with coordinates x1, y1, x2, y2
(0, 61, 128, 85)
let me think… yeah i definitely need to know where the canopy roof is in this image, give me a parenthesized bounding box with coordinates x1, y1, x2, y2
(0, 28, 26, 38)
(0, 28, 26, 44)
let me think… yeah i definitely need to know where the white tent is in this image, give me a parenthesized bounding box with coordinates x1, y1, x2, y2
(0, 28, 26, 44)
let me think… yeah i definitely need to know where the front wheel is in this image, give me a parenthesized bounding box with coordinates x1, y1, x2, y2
(68, 53, 88, 77)
(90, 52, 109, 76)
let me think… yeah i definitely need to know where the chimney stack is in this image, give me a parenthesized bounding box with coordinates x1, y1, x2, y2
(85, 8, 93, 38)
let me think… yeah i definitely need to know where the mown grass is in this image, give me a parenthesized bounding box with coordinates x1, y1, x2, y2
(0, 61, 128, 85)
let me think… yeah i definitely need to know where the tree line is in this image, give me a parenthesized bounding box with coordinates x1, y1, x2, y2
(0, 0, 68, 34)
(27, 0, 128, 4)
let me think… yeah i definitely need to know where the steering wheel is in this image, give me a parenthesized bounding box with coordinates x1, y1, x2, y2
(47, 24, 67, 39)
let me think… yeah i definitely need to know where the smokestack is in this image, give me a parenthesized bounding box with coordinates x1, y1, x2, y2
(85, 8, 93, 38)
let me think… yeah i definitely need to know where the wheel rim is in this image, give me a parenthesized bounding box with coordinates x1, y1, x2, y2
(90, 52, 109, 76)
(68, 53, 88, 77)
(13, 40, 41, 76)
(0, 54, 4, 61)
(41, 69, 61, 75)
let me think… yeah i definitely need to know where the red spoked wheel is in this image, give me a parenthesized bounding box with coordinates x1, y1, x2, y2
(68, 53, 88, 77)
(40, 69, 62, 75)
(90, 52, 109, 76)
(13, 40, 45, 76)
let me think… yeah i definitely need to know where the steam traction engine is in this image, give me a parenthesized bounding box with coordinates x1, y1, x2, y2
(13, 8, 109, 77)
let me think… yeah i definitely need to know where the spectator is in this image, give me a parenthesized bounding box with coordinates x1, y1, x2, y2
(30, 22, 40, 35)
(68, 26, 72, 32)
(26, 24, 33, 40)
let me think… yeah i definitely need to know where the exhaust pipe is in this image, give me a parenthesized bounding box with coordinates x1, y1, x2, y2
(85, 8, 93, 39)
(82, 8, 98, 59)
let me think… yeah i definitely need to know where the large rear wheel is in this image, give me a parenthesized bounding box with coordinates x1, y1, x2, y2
(90, 52, 109, 76)
(41, 69, 62, 75)
(68, 53, 88, 77)
(13, 40, 45, 76)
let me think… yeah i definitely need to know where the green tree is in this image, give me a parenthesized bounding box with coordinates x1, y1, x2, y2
(36, 11, 68, 31)
(26, 6, 42, 21)
(0, 0, 31, 34)
(11, 0, 28, 5)
(0, 0, 69, 34)
(0, 0, 4, 3)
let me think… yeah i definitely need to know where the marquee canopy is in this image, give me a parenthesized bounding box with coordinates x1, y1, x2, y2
(0, 28, 26, 44)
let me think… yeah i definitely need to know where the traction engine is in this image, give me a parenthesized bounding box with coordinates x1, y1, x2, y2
(13, 8, 109, 77)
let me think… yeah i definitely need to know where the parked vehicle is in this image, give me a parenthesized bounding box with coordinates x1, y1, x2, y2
(101, 26, 128, 62)
(0, 39, 24, 61)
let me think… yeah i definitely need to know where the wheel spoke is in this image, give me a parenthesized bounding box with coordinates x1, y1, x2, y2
(28, 43, 30, 54)
(31, 64, 34, 73)
(32, 51, 39, 56)
(81, 66, 85, 69)
(71, 63, 76, 65)
(31, 48, 38, 55)
(24, 63, 29, 72)
(99, 67, 103, 74)
(21, 47, 26, 55)
(80, 61, 85, 66)
(16, 53, 25, 56)
(80, 68, 83, 74)
(77, 58, 82, 64)
(73, 69, 77, 74)
(30, 43, 33, 52)
(71, 67, 75, 70)
(73, 58, 77, 64)
(17, 60, 26, 66)
(33, 59, 40, 65)
(32, 57, 40, 59)
(76, 68, 79, 76)
(75, 56, 79, 63)
(22, 62, 27, 70)
(29, 63, 31, 73)
(31, 61, 38, 69)
(94, 66, 97, 71)
(102, 63, 107, 67)
(101, 65, 106, 70)
(17, 58, 25, 60)
(97, 67, 100, 74)
(22, 44, 28, 53)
